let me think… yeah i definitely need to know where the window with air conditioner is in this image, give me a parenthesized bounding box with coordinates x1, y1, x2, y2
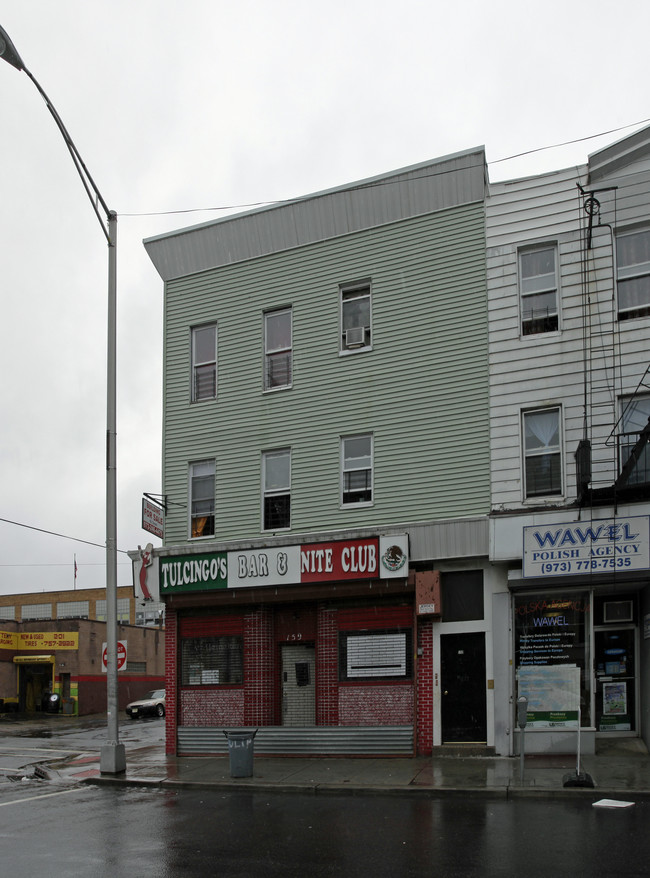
(341, 283, 371, 352)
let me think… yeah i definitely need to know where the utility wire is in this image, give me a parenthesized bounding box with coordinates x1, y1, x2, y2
(120, 117, 650, 219)
(489, 117, 650, 163)
(0, 562, 130, 568)
(0, 516, 130, 555)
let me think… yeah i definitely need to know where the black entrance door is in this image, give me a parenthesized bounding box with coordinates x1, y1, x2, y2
(441, 632, 487, 743)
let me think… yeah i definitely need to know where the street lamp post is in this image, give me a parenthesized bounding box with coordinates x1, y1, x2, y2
(0, 25, 125, 773)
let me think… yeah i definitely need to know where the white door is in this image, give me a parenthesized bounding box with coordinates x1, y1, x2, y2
(281, 644, 316, 726)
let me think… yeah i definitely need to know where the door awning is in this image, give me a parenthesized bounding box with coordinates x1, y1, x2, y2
(13, 655, 55, 664)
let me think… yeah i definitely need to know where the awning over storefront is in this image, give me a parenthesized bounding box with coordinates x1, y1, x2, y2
(13, 655, 55, 664)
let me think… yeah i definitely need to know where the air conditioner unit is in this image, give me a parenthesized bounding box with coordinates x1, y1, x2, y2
(603, 600, 633, 623)
(345, 326, 366, 347)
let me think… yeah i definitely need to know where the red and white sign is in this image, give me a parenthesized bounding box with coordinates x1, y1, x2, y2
(142, 497, 164, 539)
(102, 640, 127, 673)
(133, 543, 160, 602)
(225, 534, 409, 590)
(300, 537, 379, 582)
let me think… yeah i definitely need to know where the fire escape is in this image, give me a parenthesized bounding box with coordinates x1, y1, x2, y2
(575, 185, 650, 508)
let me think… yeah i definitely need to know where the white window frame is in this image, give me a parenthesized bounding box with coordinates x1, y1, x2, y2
(262, 448, 291, 531)
(341, 433, 373, 506)
(618, 393, 650, 483)
(191, 324, 217, 401)
(189, 459, 215, 539)
(616, 228, 650, 320)
(264, 308, 292, 391)
(518, 244, 559, 337)
(340, 281, 372, 354)
(522, 407, 563, 500)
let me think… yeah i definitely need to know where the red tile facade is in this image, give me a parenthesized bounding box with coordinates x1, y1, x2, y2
(166, 598, 433, 755)
(416, 618, 434, 755)
(164, 607, 177, 755)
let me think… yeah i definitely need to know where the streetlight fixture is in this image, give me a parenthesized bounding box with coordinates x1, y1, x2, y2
(0, 25, 125, 773)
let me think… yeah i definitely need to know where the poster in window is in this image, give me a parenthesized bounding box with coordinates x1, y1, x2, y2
(603, 681, 627, 716)
(518, 664, 580, 728)
(515, 592, 590, 726)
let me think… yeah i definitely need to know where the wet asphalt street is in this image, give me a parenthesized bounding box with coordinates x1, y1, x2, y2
(0, 783, 648, 877)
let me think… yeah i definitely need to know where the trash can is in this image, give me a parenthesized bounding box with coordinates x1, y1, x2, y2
(45, 693, 61, 714)
(223, 729, 258, 778)
(62, 698, 75, 716)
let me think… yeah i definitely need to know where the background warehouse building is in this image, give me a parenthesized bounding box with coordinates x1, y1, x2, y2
(0, 587, 165, 715)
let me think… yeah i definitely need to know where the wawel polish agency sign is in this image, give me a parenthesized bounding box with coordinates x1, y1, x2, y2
(159, 535, 408, 595)
(523, 516, 650, 578)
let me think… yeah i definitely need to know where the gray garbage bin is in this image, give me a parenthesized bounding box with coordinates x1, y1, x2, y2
(223, 729, 258, 777)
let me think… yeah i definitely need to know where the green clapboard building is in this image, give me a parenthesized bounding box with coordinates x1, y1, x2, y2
(140, 146, 494, 757)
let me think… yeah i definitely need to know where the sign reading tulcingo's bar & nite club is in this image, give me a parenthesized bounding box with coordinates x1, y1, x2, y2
(158, 535, 408, 595)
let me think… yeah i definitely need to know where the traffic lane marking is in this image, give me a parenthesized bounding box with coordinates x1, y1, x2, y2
(0, 786, 94, 807)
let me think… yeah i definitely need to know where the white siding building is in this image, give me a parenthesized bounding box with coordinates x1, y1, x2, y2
(487, 126, 650, 755)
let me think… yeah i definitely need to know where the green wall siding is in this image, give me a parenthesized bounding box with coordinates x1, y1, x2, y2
(162, 203, 488, 545)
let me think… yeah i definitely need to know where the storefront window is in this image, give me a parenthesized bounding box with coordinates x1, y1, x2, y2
(514, 592, 591, 727)
(339, 629, 413, 681)
(181, 636, 243, 686)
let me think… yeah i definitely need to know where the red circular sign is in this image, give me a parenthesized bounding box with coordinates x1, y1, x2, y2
(102, 641, 127, 670)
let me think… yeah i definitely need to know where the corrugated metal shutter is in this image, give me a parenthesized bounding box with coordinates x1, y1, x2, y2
(178, 725, 414, 756)
(338, 605, 412, 630)
(180, 614, 243, 636)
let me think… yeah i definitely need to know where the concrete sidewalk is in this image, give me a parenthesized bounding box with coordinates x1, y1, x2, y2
(5, 714, 650, 800)
(80, 739, 650, 801)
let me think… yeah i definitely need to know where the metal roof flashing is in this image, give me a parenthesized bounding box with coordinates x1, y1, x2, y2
(588, 123, 650, 182)
(143, 146, 487, 282)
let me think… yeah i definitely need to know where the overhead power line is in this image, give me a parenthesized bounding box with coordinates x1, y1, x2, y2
(120, 117, 650, 219)
(0, 516, 130, 555)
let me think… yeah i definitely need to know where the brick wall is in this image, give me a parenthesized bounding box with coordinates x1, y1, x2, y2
(180, 688, 244, 725)
(416, 617, 433, 755)
(339, 683, 414, 725)
(169, 599, 425, 752)
(244, 607, 274, 726)
(316, 604, 338, 725)
(164, 608, 177, 755)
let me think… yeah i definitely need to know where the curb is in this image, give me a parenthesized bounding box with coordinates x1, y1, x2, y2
(82, 774, 650, 802)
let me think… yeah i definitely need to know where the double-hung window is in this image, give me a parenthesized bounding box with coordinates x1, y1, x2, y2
(190, 460, 215, 538)
(191, 324, 217, 401)
(341, 434, 373, 505)
(341, 282, 371, 352)
(523, 408, 562, 498)
(264, 308, 292, 390)
(617, 229, 650, 320)
(262, 449, 291, 530)
(519, 246, 558, 336)
(619, 394, 650, 484)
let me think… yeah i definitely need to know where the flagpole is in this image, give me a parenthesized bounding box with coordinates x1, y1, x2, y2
(74, 554, 77, 590)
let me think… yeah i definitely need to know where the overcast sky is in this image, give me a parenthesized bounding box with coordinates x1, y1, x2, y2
(1, 0, 648, 596)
